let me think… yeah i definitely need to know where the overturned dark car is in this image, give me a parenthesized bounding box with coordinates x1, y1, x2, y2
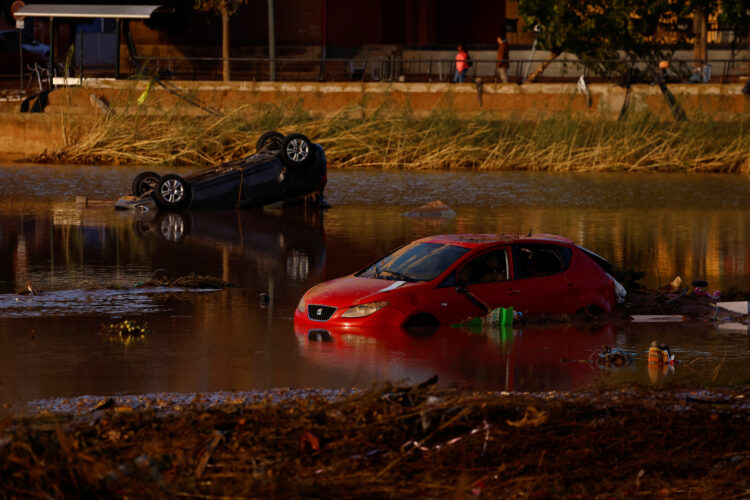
(120, 132, 327, 210)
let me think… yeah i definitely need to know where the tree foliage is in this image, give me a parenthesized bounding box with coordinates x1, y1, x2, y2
(685, 0, 750, 36)
(194, 0, 245, 17)
(516, 0, 750, 76)
(517, 0, 683, 60)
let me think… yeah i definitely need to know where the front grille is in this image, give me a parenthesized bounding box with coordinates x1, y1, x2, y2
(307, 304, 337, 321)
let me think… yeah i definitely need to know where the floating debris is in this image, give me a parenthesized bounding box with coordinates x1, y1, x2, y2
(561, 345, 635, 367)
(138, 273, 232, 289)
(648, 341, 676, 365)
(631, 314, 685, 323)
(595, 345, 634, 366)
(401, 200, 456, 219)
(16, 282, 39, 296)
(100, 319, 152, 345)
(716, 301, 750, 315)
(452, 307, 517, 329)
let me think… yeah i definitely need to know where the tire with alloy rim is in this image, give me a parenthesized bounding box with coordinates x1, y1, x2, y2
(131, 171, 161, 197)
(256, 131, 285, 152)
(279, 133, 315, 168)
(154, 174, 191, 209)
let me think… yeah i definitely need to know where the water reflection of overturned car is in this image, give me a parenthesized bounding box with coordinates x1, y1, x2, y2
(118, 132, 327, 210)
(131, 209, 326, 282)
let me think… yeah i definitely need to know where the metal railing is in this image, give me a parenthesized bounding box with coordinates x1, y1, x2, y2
(2, 55, 747, 91)
(129, 56, 750, 85)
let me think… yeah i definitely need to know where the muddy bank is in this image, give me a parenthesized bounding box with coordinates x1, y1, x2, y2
(2, 384, 749, 498)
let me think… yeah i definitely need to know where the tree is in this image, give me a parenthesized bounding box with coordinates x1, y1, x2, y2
(516, 0, 687, 82)
(194, 0, 246, 82)
(680, 0, 750, 67)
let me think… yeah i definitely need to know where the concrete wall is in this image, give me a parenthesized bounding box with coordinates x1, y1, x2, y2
(1, 80, 748, 156)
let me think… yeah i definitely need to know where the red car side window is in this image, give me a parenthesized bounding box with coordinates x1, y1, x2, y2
(457, 249, 509, 284)
(512, 244, 572, 279)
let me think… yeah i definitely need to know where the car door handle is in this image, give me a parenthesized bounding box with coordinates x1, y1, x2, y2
(507, 289, 520, 295)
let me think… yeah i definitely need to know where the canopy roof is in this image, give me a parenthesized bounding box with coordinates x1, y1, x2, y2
(15, 4, 161, 19)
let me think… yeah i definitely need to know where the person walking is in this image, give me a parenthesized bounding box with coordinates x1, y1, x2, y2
(454, 44, 469, 83)
(496, 35, 509, 83)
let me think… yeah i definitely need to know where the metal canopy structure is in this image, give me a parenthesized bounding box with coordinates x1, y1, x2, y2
(14, 4, 161, 20)
(14, 4, 162, 84)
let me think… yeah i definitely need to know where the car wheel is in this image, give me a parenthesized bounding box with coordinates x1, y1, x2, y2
(256, 131, 285, 152)
(154, 174, 191, 209)
(280, 133, 315, 168)
(131, 171, 161, 197)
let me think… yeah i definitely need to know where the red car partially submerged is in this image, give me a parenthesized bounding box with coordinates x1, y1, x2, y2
(295, 233, 624, 329)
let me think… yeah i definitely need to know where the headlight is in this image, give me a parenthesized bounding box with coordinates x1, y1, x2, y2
(341, 301, 389, 318)
(297, 297, 305, 313)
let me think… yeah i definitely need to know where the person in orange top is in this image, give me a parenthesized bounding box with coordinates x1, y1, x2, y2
(454, 44, 469, 83)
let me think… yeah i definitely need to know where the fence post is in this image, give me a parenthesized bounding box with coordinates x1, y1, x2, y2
(268, 0, 276, 82)
(78, 32, 83, 80)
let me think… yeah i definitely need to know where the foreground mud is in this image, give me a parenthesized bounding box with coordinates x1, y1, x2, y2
(2, 384, 749, 498)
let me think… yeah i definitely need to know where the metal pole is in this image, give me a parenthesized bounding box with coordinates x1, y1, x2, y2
(48, 17, 54, 88)
(523, 38, 536, 83)
(319, 0, 326, 81)
(19, 29, 23, 91)
(267, 0, 276, 82)
(79, 31, 83, 80)
(114, 18, 121, 79)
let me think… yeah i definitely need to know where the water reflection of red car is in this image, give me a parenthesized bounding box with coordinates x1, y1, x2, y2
(295, 234, 620, 329)
(295, 324, 617, 391)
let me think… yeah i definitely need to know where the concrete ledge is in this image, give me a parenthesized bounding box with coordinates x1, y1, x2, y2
(76, 78, 750, 95)
(0, 113, 87, 156)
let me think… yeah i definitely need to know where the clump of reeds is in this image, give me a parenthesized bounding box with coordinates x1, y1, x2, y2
(42, 96, 750, 173)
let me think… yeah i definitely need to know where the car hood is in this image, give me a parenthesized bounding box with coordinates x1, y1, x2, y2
(304, 276, 414, 308)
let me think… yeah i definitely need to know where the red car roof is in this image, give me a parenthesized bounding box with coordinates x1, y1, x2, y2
(418, 233, 575, 249)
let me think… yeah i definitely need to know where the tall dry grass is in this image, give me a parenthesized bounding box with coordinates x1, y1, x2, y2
(47, 97, 750, 173)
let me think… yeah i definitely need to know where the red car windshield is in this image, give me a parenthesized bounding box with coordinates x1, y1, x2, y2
(357, 242, 470, 282)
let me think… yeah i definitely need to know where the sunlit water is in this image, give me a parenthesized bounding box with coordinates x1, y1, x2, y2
(1, 164, 750, 404)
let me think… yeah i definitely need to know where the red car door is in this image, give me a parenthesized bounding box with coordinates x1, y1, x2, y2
(504, 243, 576, 314)
(456, 243, 577, 315)
(455, 246, 527, 315)
(410, 248, 514, 325)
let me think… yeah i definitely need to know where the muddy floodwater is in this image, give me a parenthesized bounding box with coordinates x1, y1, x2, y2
(1, 164, 750, 404)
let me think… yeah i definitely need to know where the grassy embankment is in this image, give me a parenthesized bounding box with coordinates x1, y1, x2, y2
(42, 98, 750, 172)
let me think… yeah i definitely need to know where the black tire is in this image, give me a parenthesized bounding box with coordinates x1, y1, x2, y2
(131, 171, 161, 197)
(154, 174, 191, 210)
(280, 133, 315, 168)
(256, 131, 285, 152)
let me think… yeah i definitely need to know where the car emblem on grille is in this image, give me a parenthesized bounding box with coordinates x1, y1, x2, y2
(316, 308, 323, 316)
